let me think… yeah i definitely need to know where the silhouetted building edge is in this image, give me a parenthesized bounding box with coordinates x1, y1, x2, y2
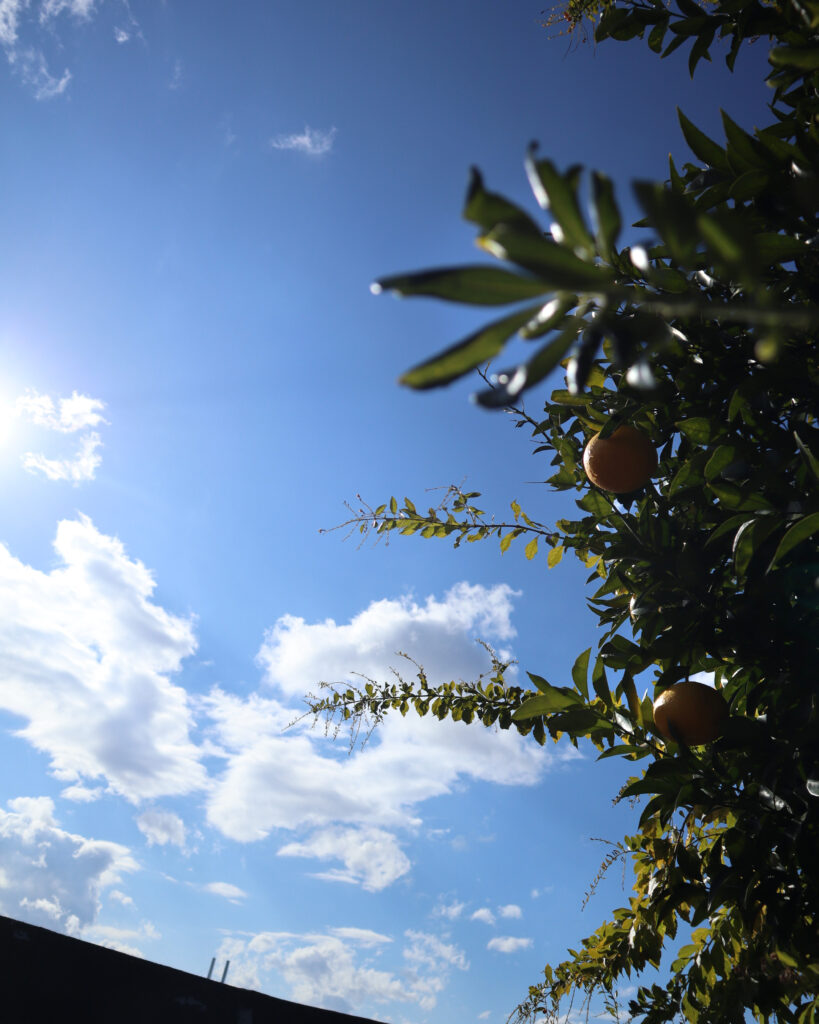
(1, 913, 380, 1024)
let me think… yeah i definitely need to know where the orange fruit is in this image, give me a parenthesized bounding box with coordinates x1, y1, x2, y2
(652, 681, 729, 746)
(582, 426, 657, 493)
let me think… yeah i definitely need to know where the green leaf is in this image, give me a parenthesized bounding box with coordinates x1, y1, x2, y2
(676, 417, 713, 445)
(462, 167, 542, 236)
(524, 151, 595, 257)
(769, 46, 819, 71)
(476, 321, 581, 408)
(374, 266, 550, 306)
(577, 491, 613, 515)
(721, 110, 770, 173)
(547, 544, 564, 568)
(755, 233, 809, 264)
(399, 304, 542, 389)
(572, 648, 591, 700)
(704, 445, 737, 480)
(524, 536, 539, 560)
(479, 224, 616, 292)
(647, 18, 668, 53)
(767, 512, 819, 570)
(592, 658, 612, 708)
(732, 517, 779, 577)
(795, 431, 819, 481)
(520, 295, 577, 339)
(591, 172, 621, 257)
(677, 109, 730, 171)
(513, 681, 582, 719)
(708, 482, 772, 511)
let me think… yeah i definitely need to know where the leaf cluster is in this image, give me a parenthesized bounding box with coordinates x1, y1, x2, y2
(310, 2, 819, 1021)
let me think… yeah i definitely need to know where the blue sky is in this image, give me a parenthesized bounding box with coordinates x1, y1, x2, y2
(0, 2, 773, 1021)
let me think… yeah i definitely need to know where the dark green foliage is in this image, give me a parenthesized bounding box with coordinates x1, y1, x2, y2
(308, 3, 819, 1022)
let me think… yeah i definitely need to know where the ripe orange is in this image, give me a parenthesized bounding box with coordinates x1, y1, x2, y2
(652, 681, 729, 746)
(582, 426, 657, 493)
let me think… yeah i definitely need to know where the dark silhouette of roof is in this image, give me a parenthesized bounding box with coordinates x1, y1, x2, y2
(1, 914, 380, 1024)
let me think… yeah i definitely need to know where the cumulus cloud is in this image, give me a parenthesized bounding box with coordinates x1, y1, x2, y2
(202, 583, 576, 890)
(203, 881, 247, 903)
(278, 826, 410, 892)
(0, 796, 137, 935)
(487, 936, 533, 954)
(270, 125, 336, 157)
(136, 809, 187, 848)
(217, 927, 466, 1016)
(498, 903, 522, 919)
(471, 907, 496, 925)
(0, 516, 207, 802)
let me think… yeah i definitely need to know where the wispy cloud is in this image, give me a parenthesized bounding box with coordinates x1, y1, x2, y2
(15, 388, 107, 483)
(434, 899, 466, 920)
(471, 907, 496, 925)
(270, 125, 336, 157)
(21, 431, 103, 482)
(203, 881, 247, 903)
(487, 936, 532, 954)
(2, 0, 102, 99)
(168, 57, 182, 90)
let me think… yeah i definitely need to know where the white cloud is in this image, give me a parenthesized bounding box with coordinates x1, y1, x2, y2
(113, 25, 127, 42)
(136, 809, 187, 848)
(21, 431, 103, 482)
(8, 45, 70, 97)
(0, 516, 207, 802)
(479, 1013, 491, 1020)
(39, 0, 97, 24)
(487, 936, 533, 954)
(203, 881, 247, 903)
(169, 57, 182, 90)
(217, 927, 466, 1016)
(203, 583, 573, 890)
(270, 125, 336, 157)
(498, 903, 522, 919)
(434, 899, 465, 920)
(471, 907, 495, 925)
(108, 889, 135, 907)
(60, 783, 104, 802)
(15, 389, 107, 482)
(0, 796, 137, 936)
(278, 826, 410, 892)
(16, 389, 106, 432)
(0, 0, 27, 46)
(82, 920, 160, 958)
(403, 929, 469, 972)
(258, 582, 518, 699)
(329, 927, 392, 948)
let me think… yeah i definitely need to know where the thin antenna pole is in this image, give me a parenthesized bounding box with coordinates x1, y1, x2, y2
(207, 957, 216, 980)
(221, 960, 230, 984)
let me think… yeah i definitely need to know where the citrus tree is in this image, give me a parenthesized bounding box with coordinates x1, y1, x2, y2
(307, 2, 819, 1021)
